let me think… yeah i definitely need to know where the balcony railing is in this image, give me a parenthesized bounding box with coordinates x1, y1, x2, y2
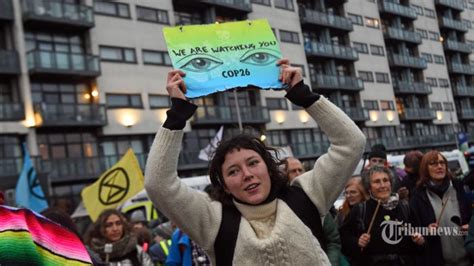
(33, 103, 107, 127)
(383, 27, 421, 44)
(310, 74, 364, 91)
(378, 0, 417, 19)
(453, 85, 474, 97)
(439, 17, 468, 32)
(0, 0, 13, 20)
(197, 0, 252, 12)
(22, 0, 94, 29)
(27, 50, 100, 77)
(299, 9, 353, 31)
(289, 141, 330, 158)
(458, 108, 474, 119)
(388, 54, 427, 69)
(393, 80, 432, 94)
(448, 62, 474, 75)
(435, 0, 464, 11)
(304, 42, 358, 61)
(0, 50, 20, 74)
(342, 107, 368, 121)
(366, 134, 454, 150)
(444, 40, 472, 53)
(399, 108, 435, 120)
(0, 103, 25, 121)
(0, 157, 22, 178)
(193, 105, 269, 124)
(178, 150, 208, 170)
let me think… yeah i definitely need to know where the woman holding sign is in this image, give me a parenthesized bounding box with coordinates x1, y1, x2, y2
(410, 150, 470, 266)
(144, 59, 366, 265)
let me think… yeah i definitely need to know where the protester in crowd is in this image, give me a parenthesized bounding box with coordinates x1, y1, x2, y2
(398, 150, 423, 201)
(130, 210, 149, 230)
(410, 150, 470, 266)
(149, 226, 173, 266)
(88, 209, 153, 266)
(363, 144, 404, 193)
(144, 59, 366, 265)
(464, 210, 474, 260)
(166, 228, 211, 266)
(282, 156, 343, 265)
(340, 166, 424, 265)
(336, 176, 369, 228)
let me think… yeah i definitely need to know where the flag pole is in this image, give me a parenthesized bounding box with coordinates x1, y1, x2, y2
(233, 89, 243, 133)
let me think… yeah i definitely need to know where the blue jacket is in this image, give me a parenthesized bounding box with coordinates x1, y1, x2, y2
(165, 229, 192, 266)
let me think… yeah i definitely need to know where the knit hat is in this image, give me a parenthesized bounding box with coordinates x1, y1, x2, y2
(130, 210, 147, 223)
(368, 149, 387, 160)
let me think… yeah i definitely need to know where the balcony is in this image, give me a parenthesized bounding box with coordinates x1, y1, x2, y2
(22, 0, 94, 30)
(0, 103, 25, 121)
(366, 134, 454, 151)
(448, 62, 474, 75)
(452, 85, 474, 97)
(178, 150, 208, 170)
(458, 108, 474, 119)
(27, 50, 100, 78)
(0, 0, 13, 21)
(388, 54, 427, 69)
(174, 0, 252, 13)
(299, 9, 353, 32)
(305, 42, 358, 61)
(435, 0, 464, 11)
(310, 74, 364, 91)
(399, 108, 435, 120)
(193, 105, 269, 125)
(378, 0, 417, 20)
(289, 141, 330, 159)
(0, 157, 23, 180)
(0, 50, 20, 75)
(33, 103, 107, 127)
(443, 40, 472, 54)
(342, 107, 368, 121)
(393, 80, 432, 95)
(439, 17, 468, 32)
(383, 27, 421, 44)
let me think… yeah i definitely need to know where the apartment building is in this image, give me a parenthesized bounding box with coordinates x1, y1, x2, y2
(0, 0, 472, 205)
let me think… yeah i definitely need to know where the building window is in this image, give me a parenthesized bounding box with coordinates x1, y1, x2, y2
(426, 77, 438, 87)
(279, 30, 299, 44)
(174, 11, 202, 25)
(375, 72, 390, 83)
(266, 98, 288, 110)
(421, 53, 433, 63)
(251, 0, 271, 6)
(353, 42, 369, 54)
(365, 17, 380, 29)
(432, 102, 442, 111)
(433, 55, 445, 64)
(370, 44, 384, 56)
(347, 13, 363, 26)
(136, 6, 169, 24)
(424, 8, 436, 18)
(31, 83, 91, 104)
(94, 0, 130, 18)
(106, 94, 143, 109)
(37, 132, 98, 160)
(291, 102, 303, 110)
(364, 100, 379, 110)
(142, 50, 172, 66)
(380, 100, 395, 111)
(292, 64, 306, 77)
(100, 46, 136, 63)
(428, 31, 440, 41)
(443, 102, 454, 111)
(411, 4, 423, 15)
(149, 94, 171, 109)
(464, 20, 472, 29)
(438, 79, 449, 88)
(358, 71, 374, 82)
(274, 0, 294, 10)
(416, 29, 428, 39)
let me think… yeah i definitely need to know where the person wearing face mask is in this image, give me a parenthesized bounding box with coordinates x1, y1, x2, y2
(410, 151, 471, 266)
(336, 176, 369, 228)
(340, 166, 424, 266)
(88, 209, 153, 266)
(144, 58, 366, 265)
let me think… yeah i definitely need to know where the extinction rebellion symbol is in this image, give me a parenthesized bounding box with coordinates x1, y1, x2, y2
(98, 167, 130, 205)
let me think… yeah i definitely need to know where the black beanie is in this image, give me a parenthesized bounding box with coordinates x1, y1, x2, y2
(369, 149, 387, 160)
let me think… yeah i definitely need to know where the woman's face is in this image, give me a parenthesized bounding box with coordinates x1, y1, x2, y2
(428, 154, 447, 182)
(369, 172, 391, 201)
(104, 214, 124, 242)
(344, 184, 363, 206)
(221, 148, 271, 205)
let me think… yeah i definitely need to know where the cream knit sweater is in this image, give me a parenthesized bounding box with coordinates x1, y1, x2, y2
(144, 97, 366, 265)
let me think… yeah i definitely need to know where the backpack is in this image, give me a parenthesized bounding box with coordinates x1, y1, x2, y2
(214, 186, 326, 266)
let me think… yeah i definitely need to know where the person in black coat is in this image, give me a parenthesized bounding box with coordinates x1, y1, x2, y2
(410, 150, 470, 266)
(340, 166, 424, 266)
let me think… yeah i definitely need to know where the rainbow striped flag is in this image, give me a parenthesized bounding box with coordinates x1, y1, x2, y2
(0, 205, 92, 265)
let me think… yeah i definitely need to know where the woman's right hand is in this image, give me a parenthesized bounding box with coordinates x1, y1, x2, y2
(428, 223, 438, 235)
(358, 233, 370, 248)
(166, 70, 187, 100)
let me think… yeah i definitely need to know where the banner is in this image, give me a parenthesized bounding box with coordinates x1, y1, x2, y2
(163, 19, 283, 98)
(81, 149, 144, 221)
(199, 126, 224, 161)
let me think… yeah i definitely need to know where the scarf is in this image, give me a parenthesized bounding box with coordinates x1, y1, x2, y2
(90, 233, 138, 260)
(426, 177, 450, 199)
(370, 193, 400, 210)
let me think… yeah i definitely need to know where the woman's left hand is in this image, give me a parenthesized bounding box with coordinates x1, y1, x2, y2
(462, 224, 469, 231)
(411, 232, 425, 246)
(277, 58, 303, 91)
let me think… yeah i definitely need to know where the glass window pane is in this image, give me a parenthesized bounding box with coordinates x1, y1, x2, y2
(100, 47, 122, 60)
(124, 49, 136, 62)
(130, 95, 142, 107)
